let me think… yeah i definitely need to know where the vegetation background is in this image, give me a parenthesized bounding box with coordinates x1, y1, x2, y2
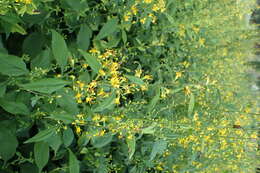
(0, 0, 259, 173)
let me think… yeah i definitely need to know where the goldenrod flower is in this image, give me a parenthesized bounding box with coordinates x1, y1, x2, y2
(89, 48, 99, 54)
(140, 18, 146, 24)
(110, 75, 120, 88)
(131, 6, 138, 15)
(135, 69, 142, 78)
(75, 126, 81, 134)
(85, 97, 93, 103)
(175, 72, 182, 80)
(143, 75, 153, 80)
(114, 97, 120, 105)
(198, 38, 205, 47)
(98, 69, 106, 76)
(92, 114, 101, 121)
(124, 15, 130, 22)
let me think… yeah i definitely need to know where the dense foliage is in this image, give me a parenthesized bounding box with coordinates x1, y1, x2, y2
(0, 0, 259, 173)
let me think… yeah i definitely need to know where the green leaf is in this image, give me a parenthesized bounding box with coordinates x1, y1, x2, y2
(96, 18, 118, 40)
(0, 99, 30, 115)
(79, 50, 102, 74)
(141, 124, 156, 135)
(51, 30, 69, 71)
(30, 48, 52, 70)
(126, 135, 136, 160)
(49, 112, 76, 124)
(34, 141, 49, 172)
(0, 53, 29, 76)
(69, 149, 80, 173)
(63, 127, 74, 147)
(24, 128, 55, 143)
(91, 133, 113, 148)
(23, 32, 45, 58)
(147, 87, 160, 112)
(0, 128, 18, 163)
(77, 24, 92, 51)
(45, 132, 62, 154)
(93, 92, 116, 112)
(125, 75, 145, 86)
(63, 0, 89, 11)
(0, 82, 7, 97)
(188, 93, 195, 117)
(150, 140, 167, 161)
(20, 78, 70, 94)
(56, 89, 79, 115)
(11, 24, 27, 35)
(122, 29, 127, 44)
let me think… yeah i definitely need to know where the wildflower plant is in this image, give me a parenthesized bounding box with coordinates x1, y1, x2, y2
(0, 0, 259, 172)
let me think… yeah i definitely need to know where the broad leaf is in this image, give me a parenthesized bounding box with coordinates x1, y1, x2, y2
(0, 82, 6, 97)
(49, 112, 76, 124)
(20, 78, 70, 94)
(69, 149, 80, 173)
(126, 135, 136, 160)
(31, 48, 52, 70)
(34, 141, 49, 172)
(96, 18, 118, 40)
(0, 128, 18, 163)
(56, 89, 79, 115)
(91, 133, 113, 148)
(63, 127, 74, 147)
(51, 30, 69, 71)
(147, 87, 160, 112)
(79, 50, 102, 74)
(188, 93, 195, 117)
(24, 128, 55, 143)
(125, 75, 145, 86)
(77, 24, 92, 51)
(150, 140, 167, 161)
(0, 53, 29, 76)
(45, 132, 62, 154)
(93, 92, 116, 112)
(0, 99, 30, 115)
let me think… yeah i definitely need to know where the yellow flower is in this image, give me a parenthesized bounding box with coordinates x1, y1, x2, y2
(75, 126, 81, 134)
(144, 0, 152, 3)
(99, 69, 106, 76)
(76, 81, 85, 89)
(140, 18, 146, 24)
(114, 116, 122, 121)
(184, 86, 191, 95)
(131, 6, 138, 15)
(124, 15, 131, 22)
(92, 114, 101, 121)
(175, 72, 182, 80)
(141, 85, 148, 91)
(143, 75, 153, 80)
(89, 48, 99, 54)
(82, 63, 88, 68)
(135, 69, 142, 78)
(198, 38, 205, 47)
(98, 130, 106, 136)
(114, 97, 120, 105)
(110, 75, 120, 88)
(127, 134, 133, 139)
(192, 26, 200, 33)
(97, 88, 106, 97)
(182, 61, 190, 68)
(75, 92, 82, 99)
(85, 97, 93, 103)
(152, 4, 160, 12)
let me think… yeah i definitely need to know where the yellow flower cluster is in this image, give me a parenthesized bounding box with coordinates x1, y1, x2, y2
(123, 0, 166, 24)
(15, 0, 32, 4)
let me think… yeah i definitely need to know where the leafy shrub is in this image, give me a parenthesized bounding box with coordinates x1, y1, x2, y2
(0, 0, 259, 173)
